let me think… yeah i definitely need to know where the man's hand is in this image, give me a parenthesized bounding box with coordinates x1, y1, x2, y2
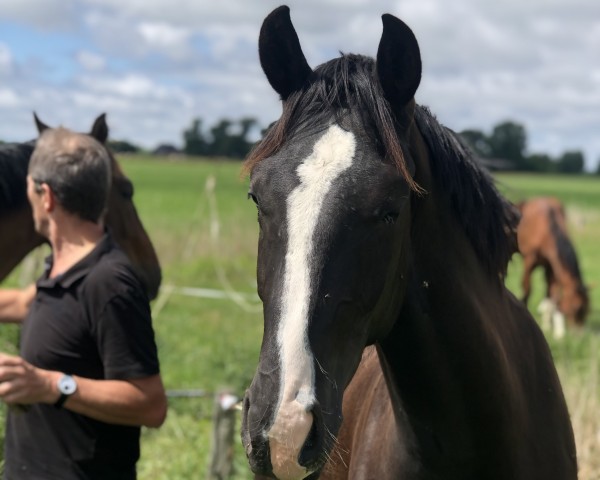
(0, 353, 58, 405)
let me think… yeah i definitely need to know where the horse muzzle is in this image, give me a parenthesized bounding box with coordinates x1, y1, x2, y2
(242, 390, 325, 480)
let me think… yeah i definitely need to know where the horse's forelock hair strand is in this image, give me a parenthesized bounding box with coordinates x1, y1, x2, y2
(242, 88, 308, 177)
(329, 53, 422, 193)
(244, 54, 422, 193)
(374, 100, 423, 194)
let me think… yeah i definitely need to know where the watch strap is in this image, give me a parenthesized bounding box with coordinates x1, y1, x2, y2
(54, 393, 69, 409)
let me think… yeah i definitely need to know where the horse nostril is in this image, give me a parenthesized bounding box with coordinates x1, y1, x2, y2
(305, 420, 318, 449)
(241, 392, 274, 476)
(298, 406, 323, 469)
(243, 393, 251, 415)
(241, 394, 253, 456)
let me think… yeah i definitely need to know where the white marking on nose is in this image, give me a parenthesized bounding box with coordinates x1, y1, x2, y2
(268, 124, 356, 479)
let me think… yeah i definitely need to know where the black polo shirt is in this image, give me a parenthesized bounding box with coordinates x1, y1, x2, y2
(4, 233, 160, 480)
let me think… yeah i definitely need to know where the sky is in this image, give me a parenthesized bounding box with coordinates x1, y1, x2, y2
(1, 0, 599, 170)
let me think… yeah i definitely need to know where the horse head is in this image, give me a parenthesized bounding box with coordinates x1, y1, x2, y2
(33, 113, 162, 300)
(562, 282, 590, 326)
(241, 6, 422, 479)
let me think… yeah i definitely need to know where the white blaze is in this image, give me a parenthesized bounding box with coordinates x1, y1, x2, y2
(268, 124, 356, 480)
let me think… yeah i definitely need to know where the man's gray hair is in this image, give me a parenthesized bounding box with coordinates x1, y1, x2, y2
(29, 127, 112, 223)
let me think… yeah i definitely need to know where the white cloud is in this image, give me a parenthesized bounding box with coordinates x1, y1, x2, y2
(0, 0, 78, 30)
(0, 43, 13, 76)
(136, 22, 193, 60)
(1, 0, 599, 168)
(83, 11, 196, 62)
(0, 88, 20, 107)
(75, 51, 106, 71)
(80, 73, 159, 98)
(137, 22, 191, 49)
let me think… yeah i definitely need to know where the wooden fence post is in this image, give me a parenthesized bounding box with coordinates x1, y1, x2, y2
(207, 390, 239, 480)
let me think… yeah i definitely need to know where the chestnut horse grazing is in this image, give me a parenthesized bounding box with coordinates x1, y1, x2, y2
(518, 197, 589, 338)
(0, 114, 162, 299)
(241, 6, 577, 480)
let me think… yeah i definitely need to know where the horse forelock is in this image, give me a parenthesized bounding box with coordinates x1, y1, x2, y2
(0, 141, 35, 214)
(245, 54, 419, 192)
(414, 106, 520, 278)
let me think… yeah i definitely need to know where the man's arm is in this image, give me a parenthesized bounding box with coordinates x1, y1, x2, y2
(63, 374, 168, 428)
(0, 284, 36, 323)
(0, 353, 167, 428)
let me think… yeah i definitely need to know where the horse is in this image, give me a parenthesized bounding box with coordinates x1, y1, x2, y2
(241, 6, 577, 480)
(0, 113, 162, 300)
(517, 197, 589, 338)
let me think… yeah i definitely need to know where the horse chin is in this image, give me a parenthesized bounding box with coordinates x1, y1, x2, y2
(271, 461, 311, 480)
(269, 413, 314, 480)
(269, 454, 322, 480)
(303, 472, 322, 480)
(268, 400, 331, 479)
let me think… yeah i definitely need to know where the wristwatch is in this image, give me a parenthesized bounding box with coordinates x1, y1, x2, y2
(55, 374, 77, 409)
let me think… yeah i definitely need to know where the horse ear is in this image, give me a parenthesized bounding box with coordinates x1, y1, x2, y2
(376, 14, 422, 107)
(33, 112, 50, 134)
(90, 113, 109, 143)
(259, 5, 312, 100)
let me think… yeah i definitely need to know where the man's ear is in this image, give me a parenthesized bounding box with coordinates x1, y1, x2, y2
(41, 184, 55, 212)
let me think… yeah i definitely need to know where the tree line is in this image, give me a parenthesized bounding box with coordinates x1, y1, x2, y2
(105, 116, 599, 174)
(107, 117, 262, 159)
(459, 121, 588, 174)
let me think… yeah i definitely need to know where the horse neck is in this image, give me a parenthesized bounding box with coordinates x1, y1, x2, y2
(0, 207, 45, 282)
(376, 125, 521, 432)
(549, 235, 588, 315)
(402, 123, 506, 318)
(553, 263, 586, 297)
(552, 266, 588, 323)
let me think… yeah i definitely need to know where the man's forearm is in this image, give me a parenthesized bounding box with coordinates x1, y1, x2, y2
(0, 285, 35, 323)
(61, 374, 168, 428)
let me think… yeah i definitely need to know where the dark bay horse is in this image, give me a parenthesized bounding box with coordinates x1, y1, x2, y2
(518, 197, 589, 338)
(0, 114, 162, 299)
(241, 6, 577, 480)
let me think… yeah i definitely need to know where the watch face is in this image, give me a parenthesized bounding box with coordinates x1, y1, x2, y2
(58, 375, 77, 395)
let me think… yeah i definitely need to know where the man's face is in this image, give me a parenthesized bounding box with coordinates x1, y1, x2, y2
(26, 175, 50, 238)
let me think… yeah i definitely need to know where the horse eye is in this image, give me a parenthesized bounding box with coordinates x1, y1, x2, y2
(382, 212, 399, 224)
(248, 192, 259, 206)
(114, 178, 134, 199)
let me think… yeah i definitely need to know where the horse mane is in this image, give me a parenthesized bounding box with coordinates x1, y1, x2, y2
(414, 106, 520, 277)
(0, 141, 35, 214)
(244, 53, 419, 191)
(548, 208, 585, 283)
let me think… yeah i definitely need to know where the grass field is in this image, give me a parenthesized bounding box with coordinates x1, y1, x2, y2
(1, 157, 598, 479)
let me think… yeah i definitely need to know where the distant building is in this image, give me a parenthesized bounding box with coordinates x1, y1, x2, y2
(152, 144, 182, 156)
(477, 157, 515, 171)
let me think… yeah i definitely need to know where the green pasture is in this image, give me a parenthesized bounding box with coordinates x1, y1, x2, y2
(1, 158, 598, 479)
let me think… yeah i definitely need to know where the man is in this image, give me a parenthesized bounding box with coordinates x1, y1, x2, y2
(0, 127, 167, 479)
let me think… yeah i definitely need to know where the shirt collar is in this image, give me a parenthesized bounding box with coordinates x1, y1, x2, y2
(37, 230, 115, 290)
